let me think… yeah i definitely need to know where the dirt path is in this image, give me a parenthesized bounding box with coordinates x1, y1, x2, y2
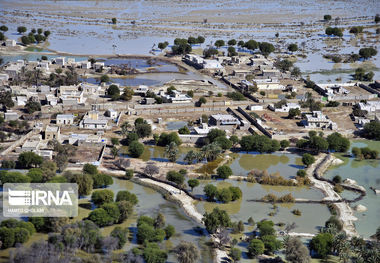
(306, 153, 359, 237)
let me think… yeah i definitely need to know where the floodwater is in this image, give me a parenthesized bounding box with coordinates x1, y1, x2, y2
(83, 177, 213, 263)
(228, 152, 304, 178)
(324, 140, 380, 238)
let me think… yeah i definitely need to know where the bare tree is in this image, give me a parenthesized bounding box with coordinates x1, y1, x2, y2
(144, 163, 159, 177)
(174, 241, 200, 263)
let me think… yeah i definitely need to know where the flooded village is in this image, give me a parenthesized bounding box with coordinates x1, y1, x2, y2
(0, 0, 379, 263)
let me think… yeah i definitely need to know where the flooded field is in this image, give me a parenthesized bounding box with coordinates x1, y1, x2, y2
(325, 140, 380, 238)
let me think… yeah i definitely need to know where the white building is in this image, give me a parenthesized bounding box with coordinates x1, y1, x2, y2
(4, 111, 18, 121)
(304, 111, 337, 130)
(94, 62, 105, 71)
(5, 39, 16, 47)
(56, 114, 75, 125)
(209, 114, 240, 126)
(79, 111, 108, 130)
(269, 102, 300, 112)
(81, 61, 91, 69)
(248, 105, 264, 111)
(160, 90, 192, 103)
(55, 57, 66, 66)
(106, 109, 118, 119)
(358, 101, 380, 113)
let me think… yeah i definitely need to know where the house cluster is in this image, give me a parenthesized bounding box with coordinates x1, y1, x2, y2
(184, 54, 224, 70)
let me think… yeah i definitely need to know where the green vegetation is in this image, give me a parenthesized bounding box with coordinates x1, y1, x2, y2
(359, 47, 377, 60)
(204, 184, 242, 203)
(354, 67, 374, 81)
(203, 207, 231, 233)
(240, 135, 280, 153)
(351, 147, 378, 160)
(302, 153, 315, 167)
(362, 121, 380, 140)
(128, 141, 145, 158)
(226, 91, 245, 101)
(216, 165, 233, 179)
(325, 27, 343, 37)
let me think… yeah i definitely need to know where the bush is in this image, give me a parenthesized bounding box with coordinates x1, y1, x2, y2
(215, 136, 232, 150)
(101, 202, 120, 223)
(157, 132, 182, 146)
(125, 169, 134, 180)
(292, 209, 302, 216)
(332, 175, 342, 184)
(128, 141, 145, 158)
(0, 171, 31, 185)
(187, 179, 199, 191)
(297, 169, 306, 177)
(164, 225, 175, 239)
(178, 126, 190, 134)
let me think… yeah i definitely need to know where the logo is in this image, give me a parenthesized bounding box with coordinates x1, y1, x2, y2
(3, 183, 78, 217)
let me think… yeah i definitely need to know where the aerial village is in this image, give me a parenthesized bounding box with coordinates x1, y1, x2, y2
(0, 1, 379, 263)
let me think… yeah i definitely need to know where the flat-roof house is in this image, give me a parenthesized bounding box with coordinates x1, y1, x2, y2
(269, 102, 300, 112)
(80, 111, 108, 130)
(358, 101, 380, 113)
(304, 111, 337, 130)
(105, 109, 118, 119)
(81, 61, 91, 69)
(55, 57, 66, 66)
(21, 140, 40, 152)
(209, 114, 240, 127)
(44, 125, 60, 140)
(5, 39, 16, 47)
(94, 62, 105, 71)
(56, 114, 75, 125)
(80, 83, 100, 94)
(160, 90, 192, 103)
(0, 73, 9, 85)
(4, 111, 18, 121)
(262, 69, 281, 78)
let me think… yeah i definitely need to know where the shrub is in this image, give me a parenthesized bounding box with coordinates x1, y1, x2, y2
(91, 189, 114, 206)
(297, 169, 306, 177)
(125, 169, 134, 180)
(292, 209, 302, 216)
(248, 239, 265, 258)
(116, 190, 138, 205)
(88, 208, 114, 227)
(302, 153, 315, 167)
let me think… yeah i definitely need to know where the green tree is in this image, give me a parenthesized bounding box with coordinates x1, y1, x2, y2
(0, 227, 15, 248)
(248, 239, 265, 258)
(288, 108, 301, 119)
(359, 47, 377, 60)
(178, 126, 190, 134)
(100, 74, 110, 83)
(88, 208, 114, 227)
(215, 136, 232, 150)
(214, 39, 225, 48)
(157, 132, 182, 146)
(116, 190, 138, 205)
(216, 165, 233, 179)
(101, 202, 120, 223)
(117, 200, 134, 223)
(164, 141, 179, 162)
(257, 220, 276, 236)
(18, 152, 43, 168)
(204, 184, 218, 201)
(91, 173, 113, 188)
(288, 43, 298, 52)
(44, 30, 51, 37)
(203, 207, 231, 233)
(135, 123, 152, 138)
(128, 141, 145, 158)
(154, 213, 166, 229)
(228, 39, 237, 46)
(83, 163, 98, 175)
(120, 87, 134, 101)
(107, 84, 120, 100)
(17, 26, 27, 34)
(0, 25, 8, 32)
(326, 132, 350, 152)
(324, 15, 332, 21)
(309, 233, 333, 258)
(302, 153, 315, 167)
(207, 129, 226, 143)
(126, 132, 139, 145)
(363, 121, 380, 140)
(188, 179, 199, 191)
(27, 168, 44, 183)
(111, 227, 128, 249)
(166, 170, 184, 185)
(111, 17, 117, 24)
(197, 96, 207, 106)
(261, 235, 283, 254)
(143, 243, 168, 263)
(67, 173, 93, 196)
(244, 39, 258, 50)
(91, 189, 114, 206)
(0, 91, 15, 109)
(280, 140, 290, 149)
(217, 188, 232, 203)
(309, 136, 329, 153)
(230, 247, 242, 262)
(203, 47, 219, 58)
(259, 42, 275, 56)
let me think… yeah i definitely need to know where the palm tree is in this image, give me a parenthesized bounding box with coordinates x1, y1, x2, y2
(174, 241, 200, 263)
(201, 142, 222, 162)
(184, 150, 197, 165)
(164, 142, 179, 163)
(111, 146, 119, 159)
